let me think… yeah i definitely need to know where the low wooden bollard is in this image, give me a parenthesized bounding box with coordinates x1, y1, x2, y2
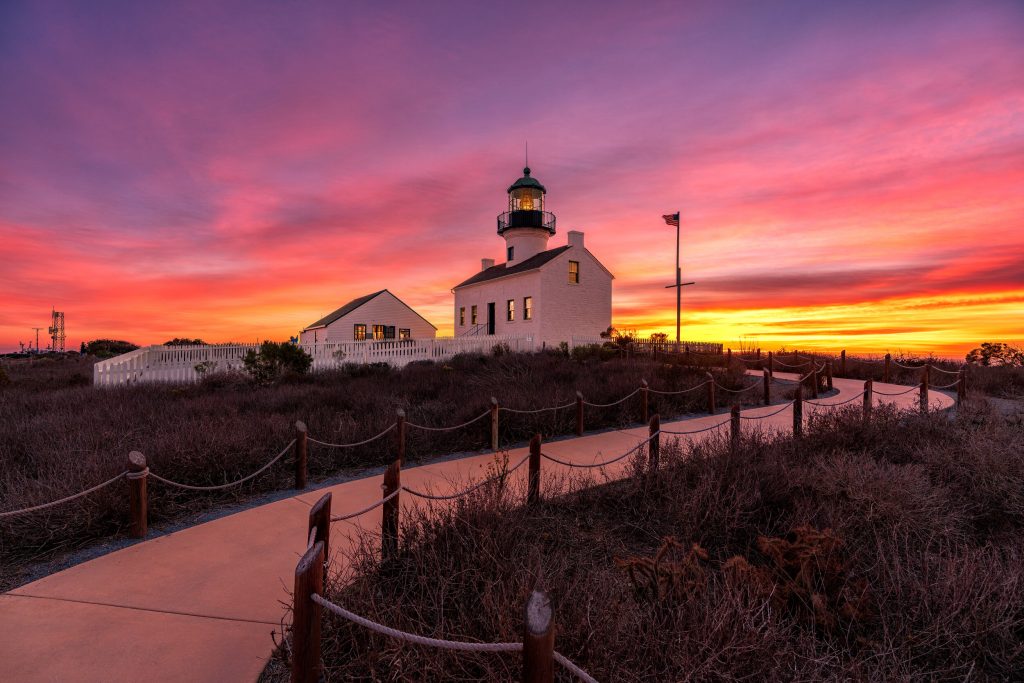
(396, 409, 406, 464)
(640, 380, 649, 423)
(768, 351, 774, 378)
(294, 420, 308, 490)
(863, 379, 873, 422)
(382, 460, 400, 562)
(291, 540, 324, 683)
(649, 414, 660, 472)
(762, 369, 770, 405)
(756, 348, 761, 360)
(793, 349, 799, 365)
(810, 368, 819, 399)
(730, 404, 740, 454)
(884, 353, 891, 383)
(528, 434, 541, 505)
(920, 364, 930, 413)
(308, 492, 331, 562)
(727, 348, 732, 366)
(793, 384, 803, 438)
(840, 349, 847, 376)
(490, 397, 499, 451)
(706, 372, 715, 414)
(127, 450, 148, 539)
(957, 369, 966, 407)
(522, 589, 555, 683)
(575, 391, 584, 436)
(826, 361, 834, 390)
(919, 381, 928, 414)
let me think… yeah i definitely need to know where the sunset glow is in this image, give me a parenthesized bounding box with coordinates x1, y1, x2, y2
(1, 1, 1022, 357)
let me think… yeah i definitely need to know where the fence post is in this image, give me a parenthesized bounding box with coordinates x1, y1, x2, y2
(575, 391, 584, 436)
(291, 540, 324, 683)
(522, 589, 555, 683)
(826, 361, 833, 390)
(640, 379, 649, 423)
(863, 379, 873, 422)
(884, 353, 891, 383)
(919, 378, 928, 414)
(957, 369, 966, 407)
(308, 492, 331, 563)
(730, 404, 741, 454)
(127, 451, 148, 539)
(706, 372, 715, 414)
(768, 351, 774, 378)
(840, 349, 847, 376)
(649, 414, 660, 472)
(793, 349, 799, 365)
(793, 384, 803, 438)
(396, 409, 406, 464)
(490, 397, 499, 452)
(382, 460, 400, 562)
(762, 369, 770, 405)
(756, 348, 761, 360)
(528, 434, 541, 505)
(294, 420, 308, 490)
(727, 348, 732, 366)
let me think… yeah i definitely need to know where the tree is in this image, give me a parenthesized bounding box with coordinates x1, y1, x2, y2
(164, 338, 206, 346)
(651, 332, 668, 343)
(83, 339, 139, 359)
(243, 341, 313, 383)
(965, 342, 1024, 367)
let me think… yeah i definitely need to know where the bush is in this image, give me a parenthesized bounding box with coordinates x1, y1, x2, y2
(82, 339, 139, 359)
(164, 338, 206, 346)
(242, 341, 313, 383)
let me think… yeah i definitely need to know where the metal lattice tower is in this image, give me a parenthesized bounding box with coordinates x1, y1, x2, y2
(48, 308, 65, 352)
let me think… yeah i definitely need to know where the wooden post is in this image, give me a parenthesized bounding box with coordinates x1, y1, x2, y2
(762, 369, 770, 406)
(730, 404, 741, 454)
(640, 379, 649, 423)
(127, 451, 147, 539)
(793, 383, 803, 438)
(308, 492, 331, 563)
(756, 348, 761, 360)
(793, 349, 799, 365)
(381, 460, 400, 562)
(291, 541, 324, 683)
(706, 372, 715, 415)
(809, 367, 819, 399)
(919, 382, 928, 414)
(727, 348, 732, 366)
(575, 391, 584, 436)
(840, 349, 847, 376)
(649, 414, 660, 472)
(921, 363, 930, 413)
(528, 434, 541, 505)
(884, 353, 891, 383)
(826, 361, 834, 390)
(294, 420, 308, 490)
(522, 589, 555, 683)
(490, 397, 499, 452)
(396, 409, 406, 464)
(956, 369, 966, 407)
(863, 379, 873, 423)
(768, 351, 774, 378)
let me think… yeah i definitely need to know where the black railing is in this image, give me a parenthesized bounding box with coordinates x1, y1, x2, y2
(497, 210, 556, 235)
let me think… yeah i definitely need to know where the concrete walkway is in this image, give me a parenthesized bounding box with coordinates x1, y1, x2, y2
(0, 374, 952, 682)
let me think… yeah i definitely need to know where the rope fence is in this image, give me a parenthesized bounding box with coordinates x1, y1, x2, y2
(406, 410, 491, 433)
(307, 424, 395, 448)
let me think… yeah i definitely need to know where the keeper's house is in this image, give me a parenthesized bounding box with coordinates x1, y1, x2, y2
(452, 167, 613, 348)
(299, 290, 436, 344)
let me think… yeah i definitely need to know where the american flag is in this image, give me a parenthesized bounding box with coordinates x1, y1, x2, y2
(662, 212, 679, 227)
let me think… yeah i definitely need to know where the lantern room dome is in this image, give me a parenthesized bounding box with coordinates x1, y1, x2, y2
(506, 167, 546, 193)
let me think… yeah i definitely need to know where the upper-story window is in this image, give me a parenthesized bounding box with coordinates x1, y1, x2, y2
(459, 307, 465, 326)
(353, 324, 366, 341)
(507, 246, 514, 261)
(568, 260, 580, 284)
(524, 296, 533, 320)
(471, 305, 478, 325)
(506, 299, 515, 321)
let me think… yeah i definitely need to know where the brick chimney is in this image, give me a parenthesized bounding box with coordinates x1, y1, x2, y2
(481, 258, 495, 271)
(568, 230, 584, 249)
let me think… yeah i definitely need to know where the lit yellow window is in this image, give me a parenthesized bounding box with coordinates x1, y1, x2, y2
(568, 260, 580, 284)
(506, 299, 515, 321)
(524, 296, 532, 320)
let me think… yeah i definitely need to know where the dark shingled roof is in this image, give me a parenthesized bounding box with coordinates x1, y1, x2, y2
(304, 290, 386, 330)
(453, 245, 571, 289)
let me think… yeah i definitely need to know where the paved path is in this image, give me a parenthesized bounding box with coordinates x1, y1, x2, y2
(0, 374, 952, 682)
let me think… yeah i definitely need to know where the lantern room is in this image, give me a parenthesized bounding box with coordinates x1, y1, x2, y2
(498, 167, 556, 236)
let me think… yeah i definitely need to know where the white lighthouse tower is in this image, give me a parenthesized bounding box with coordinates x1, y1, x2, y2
(499, 167, 556, 266)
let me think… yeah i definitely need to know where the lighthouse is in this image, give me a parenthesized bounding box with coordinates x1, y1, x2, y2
(498, 167, 556, 266)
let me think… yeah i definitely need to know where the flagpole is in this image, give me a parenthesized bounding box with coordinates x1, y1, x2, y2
(675, 211, 681, 348)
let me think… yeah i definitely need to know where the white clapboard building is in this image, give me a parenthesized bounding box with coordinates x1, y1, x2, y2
(299, 289, 436, 344)
(452, 167, 613, 348)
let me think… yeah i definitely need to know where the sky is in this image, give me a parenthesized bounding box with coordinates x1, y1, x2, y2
(1, 0, 1022, 357)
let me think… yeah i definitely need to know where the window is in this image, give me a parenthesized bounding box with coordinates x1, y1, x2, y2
(524, 296, 532, 320)
(460, 307, 465, 326)
(372, 324, 385, 340)
(385, 326, 396, 340)
(399, 328, 411, 340)
(471, 305, 478, 325)
(568, 260, 580, 284)
(507, 245, 514, 261)
(353, 324, 366, 341)
(506, 299, 515, 321)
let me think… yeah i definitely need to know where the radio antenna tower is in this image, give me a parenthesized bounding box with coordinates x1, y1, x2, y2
(48, 308, 65, 352)
(31, 327, 43, 352)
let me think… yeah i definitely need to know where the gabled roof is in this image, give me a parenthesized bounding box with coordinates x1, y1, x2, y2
(303, 290, 437, 331)
(453, 246, 571, 289)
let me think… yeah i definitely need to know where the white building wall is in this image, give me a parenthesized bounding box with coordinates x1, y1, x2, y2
(537, 246, 612, 347)
(453, 271, 542, 342)
(300, 291, 436, 344)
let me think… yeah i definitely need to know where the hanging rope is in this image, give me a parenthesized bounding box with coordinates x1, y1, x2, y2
(541, 433, 656, 469)
(308, 424, 395, 448)
(401, 454, 530, 500)
(0, 471, 128, 518)
(406, 410, 491, 433)
(148, 440, 294, 491)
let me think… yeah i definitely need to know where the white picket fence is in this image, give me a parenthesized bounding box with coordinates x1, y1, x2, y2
(93, 335, 534, 387)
